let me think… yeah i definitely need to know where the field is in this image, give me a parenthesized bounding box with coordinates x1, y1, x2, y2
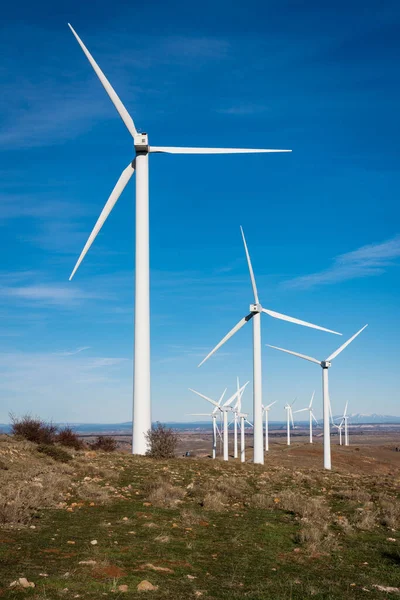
(1, 432, 399, 599)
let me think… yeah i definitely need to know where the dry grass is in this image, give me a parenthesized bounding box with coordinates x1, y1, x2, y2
(0, 471, 71, 524)
(353, 502, 379, 531)
(145, 476, 186, 508)
(379, 495, 400, 529)
(202, 491, 227, 512)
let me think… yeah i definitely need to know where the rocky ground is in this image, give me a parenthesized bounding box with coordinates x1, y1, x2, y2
(0, 434, 399, 598)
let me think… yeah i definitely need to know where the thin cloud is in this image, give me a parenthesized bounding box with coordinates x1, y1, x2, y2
(0, 283, 105, 307)
(217, 104, 270, 116)
(284, 235, 400, 289)
(56, 346, 91, 356)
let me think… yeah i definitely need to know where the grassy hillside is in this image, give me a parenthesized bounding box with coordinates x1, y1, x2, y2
(0, 435, 399, 599)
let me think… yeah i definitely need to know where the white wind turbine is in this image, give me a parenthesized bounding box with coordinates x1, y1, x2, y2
(66, 24, 291, 456)
(189, 383, 248, 461)
(328, 398, 344, 445)
(293, 391, 318, 444)
(187, 389, 226, 459)
(343, 401, 350, 446)
(284, 400, 296, 445)
(268, 324, 368, 470)
(262, 401, 276, 451)
(198, 226, 341, 464)
(231, 377, 247, 459)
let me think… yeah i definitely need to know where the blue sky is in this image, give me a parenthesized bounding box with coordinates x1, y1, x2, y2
(1, 0, 399, 423)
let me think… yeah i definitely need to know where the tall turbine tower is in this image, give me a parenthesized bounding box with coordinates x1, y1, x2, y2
(66, 24, 292, 454)
(198, 227, 341, 464)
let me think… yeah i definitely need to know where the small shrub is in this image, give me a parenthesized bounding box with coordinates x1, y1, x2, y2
(76, 482, 112, 504)
(145, 423, 180, 459)
(37, 444, 73, 463)
(354, 502, 379, 531)
(10, 414, 58, 445)
(57, 427, 84, 450)
(90, 436, 117, 452)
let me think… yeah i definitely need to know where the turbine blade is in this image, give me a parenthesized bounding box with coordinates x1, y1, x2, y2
(262, 308, 341, 335)
(69, 162, 135, 280)
(326, 324, 368, 361)
(266, 400, 277, 410)
(311, 413, 318, 425)
(245, 419, 254, 428)
(218, 388, 227, 405)
(68, 24, 137, 138)
(293, 408, 308, 414)
(343, 401, 348, 418)
(198, 313, 254, 367)
(187, 413, 212, 416)
(309, 390, 315, 409)
(266, 344, 321, 365)
(290, 409, 295, 428)
(224, 382, 249, 407)
(240, 226, 259, 304)
(188, 388, 219, 408)
(149, 146, 292, 154)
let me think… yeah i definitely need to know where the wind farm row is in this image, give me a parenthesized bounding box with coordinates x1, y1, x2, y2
(66, 24, 368, 471)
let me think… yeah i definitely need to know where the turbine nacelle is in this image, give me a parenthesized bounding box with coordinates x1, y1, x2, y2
(321, 360, 332, 369)
(134, 133, 149, 152)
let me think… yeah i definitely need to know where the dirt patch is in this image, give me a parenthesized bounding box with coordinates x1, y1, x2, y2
(93, 565, 127, 579)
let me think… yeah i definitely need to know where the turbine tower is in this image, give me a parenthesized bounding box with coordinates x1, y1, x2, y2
(262, 401, 276, 451)
(343, 401, 350, 446)
(284, 400, 295, 445)
(198, 227, 341, 464)
(267, 324, 368, 470)
(294, 391, 318, 443)
(67, 24, 292, 455)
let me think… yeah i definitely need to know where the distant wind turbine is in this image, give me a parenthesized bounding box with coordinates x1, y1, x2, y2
(262, 401, 276, 451)
(186, 389, 226, 459)
(343, 401, 350, 446)
(294, 391, 318, 444)
(198, 227, 341, 464)
(267, 324, 368, 469)
(67, 24, 291, 456)
(284, 400, 296, 445)
(189, 383, 248, 460)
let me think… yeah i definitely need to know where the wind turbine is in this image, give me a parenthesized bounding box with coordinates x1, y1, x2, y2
(232, 377, 247, 459)
(267, 324, 368, 470)
(198, 227, 341, 464)
(262, 401, 276, 451)
(189, 383, 248, 460)
(328, 398, 344, 445)
(66, 24, 292, 456)
(293, 391, 318, 443)
(187, 389, 226, 459)
(284, 400, 296, 445)
(343, 402, 350, 446)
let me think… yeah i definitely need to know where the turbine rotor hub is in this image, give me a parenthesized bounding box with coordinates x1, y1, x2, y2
(250, 303, 262, 313)
(321, 360, 331, 369)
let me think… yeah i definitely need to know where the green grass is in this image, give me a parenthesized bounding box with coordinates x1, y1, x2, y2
(0, 450, 399, 599)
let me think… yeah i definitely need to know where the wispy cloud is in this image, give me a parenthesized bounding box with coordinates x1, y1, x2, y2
(56, 346, 91, 356)
(217, 104, 270, 116)
(284, 235, 400, 289)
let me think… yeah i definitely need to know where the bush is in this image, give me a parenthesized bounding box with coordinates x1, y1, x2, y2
(90, 435, 117, 452)
(37, 444, 73, 463)
(10, 414, 58, 445)
(57, 426, 84, 450)
(145, 422, 180, 458)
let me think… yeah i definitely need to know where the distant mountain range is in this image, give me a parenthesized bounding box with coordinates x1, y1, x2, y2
(0, 414, 399, 434)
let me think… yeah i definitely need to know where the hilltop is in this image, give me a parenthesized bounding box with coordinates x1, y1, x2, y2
(1, 434, 400, 598)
